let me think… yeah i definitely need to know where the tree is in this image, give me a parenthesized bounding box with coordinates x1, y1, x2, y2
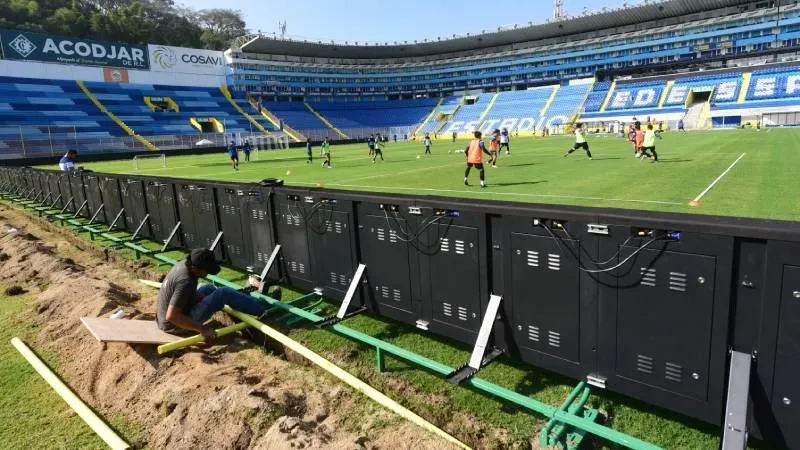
(197, 8, 247, 49)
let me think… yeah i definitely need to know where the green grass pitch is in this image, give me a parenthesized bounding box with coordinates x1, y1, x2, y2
(55, 128, 800, 223)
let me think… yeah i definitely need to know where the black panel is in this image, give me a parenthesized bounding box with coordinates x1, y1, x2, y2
(273, 191, 313, 289)
(510, 233, 582, 363)
(144, 180, 178, 243)
(68, 173, 88, 218)
(47, 172, 65, 209)
(597, 227, 733, 424)
(119, 177, 148, 235)
(82, 174, 104, 220)
(358, 207, 419, 324)
(175, 182, 220, 256)
(57, 173, 74, 212)
(214, 185, 275, 274)
(307, 198, 358, 302)
(99, 175, 124, 225)
(769, 265, 800, 446)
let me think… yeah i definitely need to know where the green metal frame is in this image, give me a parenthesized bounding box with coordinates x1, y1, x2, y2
(0, 190, 665, 450)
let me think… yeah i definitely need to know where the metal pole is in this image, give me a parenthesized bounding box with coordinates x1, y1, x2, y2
(19, 126, 26, 158)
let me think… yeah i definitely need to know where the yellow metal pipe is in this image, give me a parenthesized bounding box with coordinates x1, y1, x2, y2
(157, 321, 252, 355)
(223, 306, 471, 450)
(10, 337, 130, 450)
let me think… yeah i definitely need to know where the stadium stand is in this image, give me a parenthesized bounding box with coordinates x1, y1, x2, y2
(309, 98, 439, 132)
(260, 102, 331, 136)
(582, 81, 612, 113)
(479, 88, 554, 131)
(417, 96, 461, 134)
(541, 84, 592, 127)
(605, 81, 665, 111)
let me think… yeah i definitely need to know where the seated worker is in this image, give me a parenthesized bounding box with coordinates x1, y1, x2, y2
(156, 249, 269, 342)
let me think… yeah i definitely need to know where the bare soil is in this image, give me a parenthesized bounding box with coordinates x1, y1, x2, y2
(0, 206, 462, 450)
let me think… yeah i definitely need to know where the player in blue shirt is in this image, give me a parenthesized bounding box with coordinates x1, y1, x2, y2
(59, 149, 78, 172)
(367, 134, 376, 157)
(243, 139, 252, 162)
(228, 141, 239, 171)
(306, 138, 313, 164)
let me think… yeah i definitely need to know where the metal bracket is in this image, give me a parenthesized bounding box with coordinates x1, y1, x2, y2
(447, 347, 505, 385)
(72, 199, 88, 219)
(721, 350, 752, 450)
(257, 244, 282, 293)
(317, 264, 367, 327)
(49, 194, 62, 209)
(107, 208, 125, 232)
(59, 197, 74, 214)
(130, 214, 150, 241)
(447, 294, 505, 384)
(40, 192, 52, 206)
(88, 204, 104, 224)
(209, 231, 223, 251)
(161, 221, 182, 252)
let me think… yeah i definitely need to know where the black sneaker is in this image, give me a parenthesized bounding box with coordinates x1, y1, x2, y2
(464, 179, 469, 186)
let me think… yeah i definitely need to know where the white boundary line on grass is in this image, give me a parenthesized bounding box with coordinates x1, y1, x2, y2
(292, 182, 683, 206)
(691, 152, 746, 204)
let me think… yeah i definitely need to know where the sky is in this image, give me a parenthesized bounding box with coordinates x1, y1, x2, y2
(185, 0, 625, 44)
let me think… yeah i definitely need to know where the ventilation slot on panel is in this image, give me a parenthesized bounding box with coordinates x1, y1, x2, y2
(443, 302, 452, 317)
(335, 222, 343, 234)
(201, 201, 213, 212)
(665, 362, 683, 383)
(257, 252, 267, 263)
(252, 209, 267, 220)
(457, 306, 468, 321)
(298, 263, 306, 274)
(293, 216, 301, 226)
(389, 229, 398, 243)
(376, 228, 386, 241)
(548, 330, 561, 348)
(527, 325, 540, 342)
(330, 272, 337, 284)
(548, 253, 561, 271)
(381, 286, 389, 298)
(527, 250, 539, 267)
(455, 240, 466, 255)
(289, 261, 298, 272)
(640, 268, 657, 287)
(637, 354, 654, 374)
(339, 274, 347, 286)
(441, 238, 450, 252)
(392, 289, 401, 302)
(669, 272, 688, 292)
(325, 220, 333, 232)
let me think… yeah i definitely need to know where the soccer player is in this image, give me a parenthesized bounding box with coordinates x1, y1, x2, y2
(640, 123, 659, 162)
(373, 133, 385, 163)
(500, 128, 510, 155)
(367, 134, 376, 157)
(423, 133, 432, 155)
(243, 139, 252, 162)
(228, 140, 239, 171)
(59, 149, 78, 172)
(321, 137, 331, 168)
(452, 131, 457, 142)
(463, 131, 492, 188)
(489, 129, 500, 167)
(306, 138, 313, 164)
(564, 123, 592, 159)
(634, 122, 645, 158)
(627, 123, 638, 156)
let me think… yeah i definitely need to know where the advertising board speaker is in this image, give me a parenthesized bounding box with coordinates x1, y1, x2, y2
(148, 44, 225, 76)
(0, 29, 149, 69)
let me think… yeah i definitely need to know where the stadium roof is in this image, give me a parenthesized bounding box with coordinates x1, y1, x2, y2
(237, 0, 754, 59)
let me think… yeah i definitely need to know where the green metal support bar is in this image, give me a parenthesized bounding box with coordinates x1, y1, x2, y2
(376, 347, 386, 373)
(540, 382, 587, 448)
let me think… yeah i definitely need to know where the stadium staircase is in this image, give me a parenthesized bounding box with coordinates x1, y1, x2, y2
(476, 93, 500, 128)
(540, 85, 561, 117)
(76, 80, 158, 151)
(738, 72, 752, 103)
(219, 86, 270, 135)
(248, 98, 304, 142)
(658, 80, 675, 108)
(304, 102, 348, 139)
(599, 81, 616, 112)
(681, 102, 706, 129)
(413, 97, 445, 136)
(436, 103, 462, 133)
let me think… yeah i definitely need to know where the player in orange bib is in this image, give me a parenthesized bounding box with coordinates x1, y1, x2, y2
(489, 129, 501, 167)
(464, 131, 493, 188)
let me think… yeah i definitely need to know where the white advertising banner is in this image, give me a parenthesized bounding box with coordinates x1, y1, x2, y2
(147, 44, 225, 76)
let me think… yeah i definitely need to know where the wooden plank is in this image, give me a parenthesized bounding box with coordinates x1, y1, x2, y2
(80, 317, 181, 344)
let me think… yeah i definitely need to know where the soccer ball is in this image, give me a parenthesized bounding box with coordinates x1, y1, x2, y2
(416, 155, 420, 159)
(286, 170, 291, 176)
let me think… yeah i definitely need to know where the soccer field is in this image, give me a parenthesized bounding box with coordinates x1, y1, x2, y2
(56, 128, 800, 222)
